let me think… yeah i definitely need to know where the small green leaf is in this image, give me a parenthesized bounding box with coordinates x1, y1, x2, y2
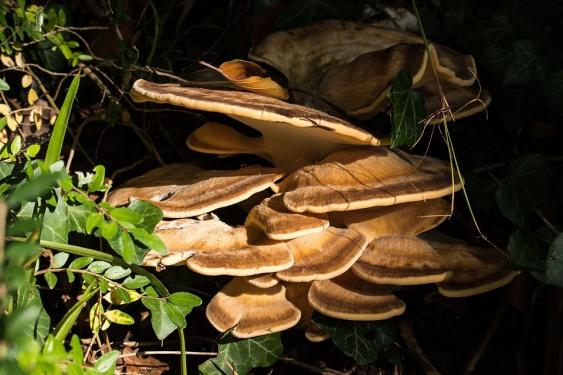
(168, 292, 202, 315)
(130, 227, 167, 254)
(0, 78, 10, 91)
(109, 207, 143, 225)
(165, 302, 186, 329)
(52, 252, 69, 268)
(88, 165, 105, 193)
(44, 272, 57, 289)
(104, 310, 135, 325)
(118, 230, 136, 264)
(122, 275, 150, 289)
(68, 203, 96, 233)
(69, 335, 83, 364)
(25, 144, 40, 158)
(87, 260, 112, 274)
(68, 256, 93, 269)
(104, 266, 131, 280)
(199, 334, 283, 375)
(86, 212, 103, 234)
(141, 297, 176, 341)
(93, 350, 119, 374)
(100, 220, 118, 240)
(388, 70, 425, 149)
(128, 200, 163, 232)
(10, 135, 22, 154)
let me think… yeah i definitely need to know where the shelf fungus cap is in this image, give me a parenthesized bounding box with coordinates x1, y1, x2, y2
(144, 216, 294, 276)
(276, 228, 368, 282)
(352, 236, 451, 285)
(329, 199, 450, 242)
(278, 148, 462, 213)
(250, 20, 476, 93)
(249, 20, 421, 91)
(308, 271, 405, 321)
(131, 79, 383, 169)
(243, 273, 279, 288)
(107, 163, 202, 207)
(108, 163, 284, 218)
(245, 194, 329, 240)
(206, 277, 301, 338)
(283, 282, 330, 342)
(429, 240, 519, 297)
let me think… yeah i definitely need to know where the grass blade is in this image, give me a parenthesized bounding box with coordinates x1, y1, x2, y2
(45, 74, 80, 166)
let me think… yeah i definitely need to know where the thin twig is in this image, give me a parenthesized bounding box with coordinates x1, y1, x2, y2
(399, 320, 441, 375)
(279, 356, 352, 375)
(463, 303, 506, 374)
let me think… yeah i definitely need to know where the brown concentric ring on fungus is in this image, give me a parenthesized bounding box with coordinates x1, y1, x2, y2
(108, 164, 284, 218)
(277, 148, 462, 213)
(206, 277, 301, 338)
(245, 194, 330, 241)
(352, 236, 451, 285)
(276, 228, 368, 282)
(144, 216, 294, 276)
(329, 199, 450, 242)
(429, 240, 519, 297)
(308, 271, 405, 321)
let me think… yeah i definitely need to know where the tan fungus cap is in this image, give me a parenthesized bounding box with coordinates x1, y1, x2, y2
(144, 216, 294, 276)
(276, 228, 368, 282)
(308, 271, 405, 321)
(277, 148, 462, 213)
(108, 163, 284, 218)
(352, 236, 451, 285)
(245, 194, 329, 241)
(206, 277, 301, 338)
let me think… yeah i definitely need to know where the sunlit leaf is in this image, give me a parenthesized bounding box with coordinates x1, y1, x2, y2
(104, 310, 135, 325)
(201, 59, 289, 100)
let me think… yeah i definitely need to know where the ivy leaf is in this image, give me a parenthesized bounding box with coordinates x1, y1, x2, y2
(508, 230, 548, 276)
(127, 200, 163, 232)
(16, 283, 51, 345)
(388, 70, 425, 149)
(503, 40, 544, 86)
(104, 310, 135, 325)
(199, 334, 283, 375)
(546, 233, 563, 287)
(85, 212, 104, 234)
(543, 69, 563, 112)
(496, 154, 553, 228)
(313, 314, 397, 365)
(67, 203, 96, 234)
(41, 193, 69, 244)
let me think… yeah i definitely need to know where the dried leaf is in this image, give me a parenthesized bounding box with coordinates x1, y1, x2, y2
(7, 116, 18, 131)
(0, 104, 10, 116)
(202, 59, 289, 100)
(122, 347, 169, 375)
(14, 53, 25, 68)
(21, 74, 33, 88)
(50, 114, 57, 125)
(28, 88, 39, 105)
(1, 54, 15, 68)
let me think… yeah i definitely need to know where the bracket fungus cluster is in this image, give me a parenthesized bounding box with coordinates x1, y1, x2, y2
(110, 20, 517, 340)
